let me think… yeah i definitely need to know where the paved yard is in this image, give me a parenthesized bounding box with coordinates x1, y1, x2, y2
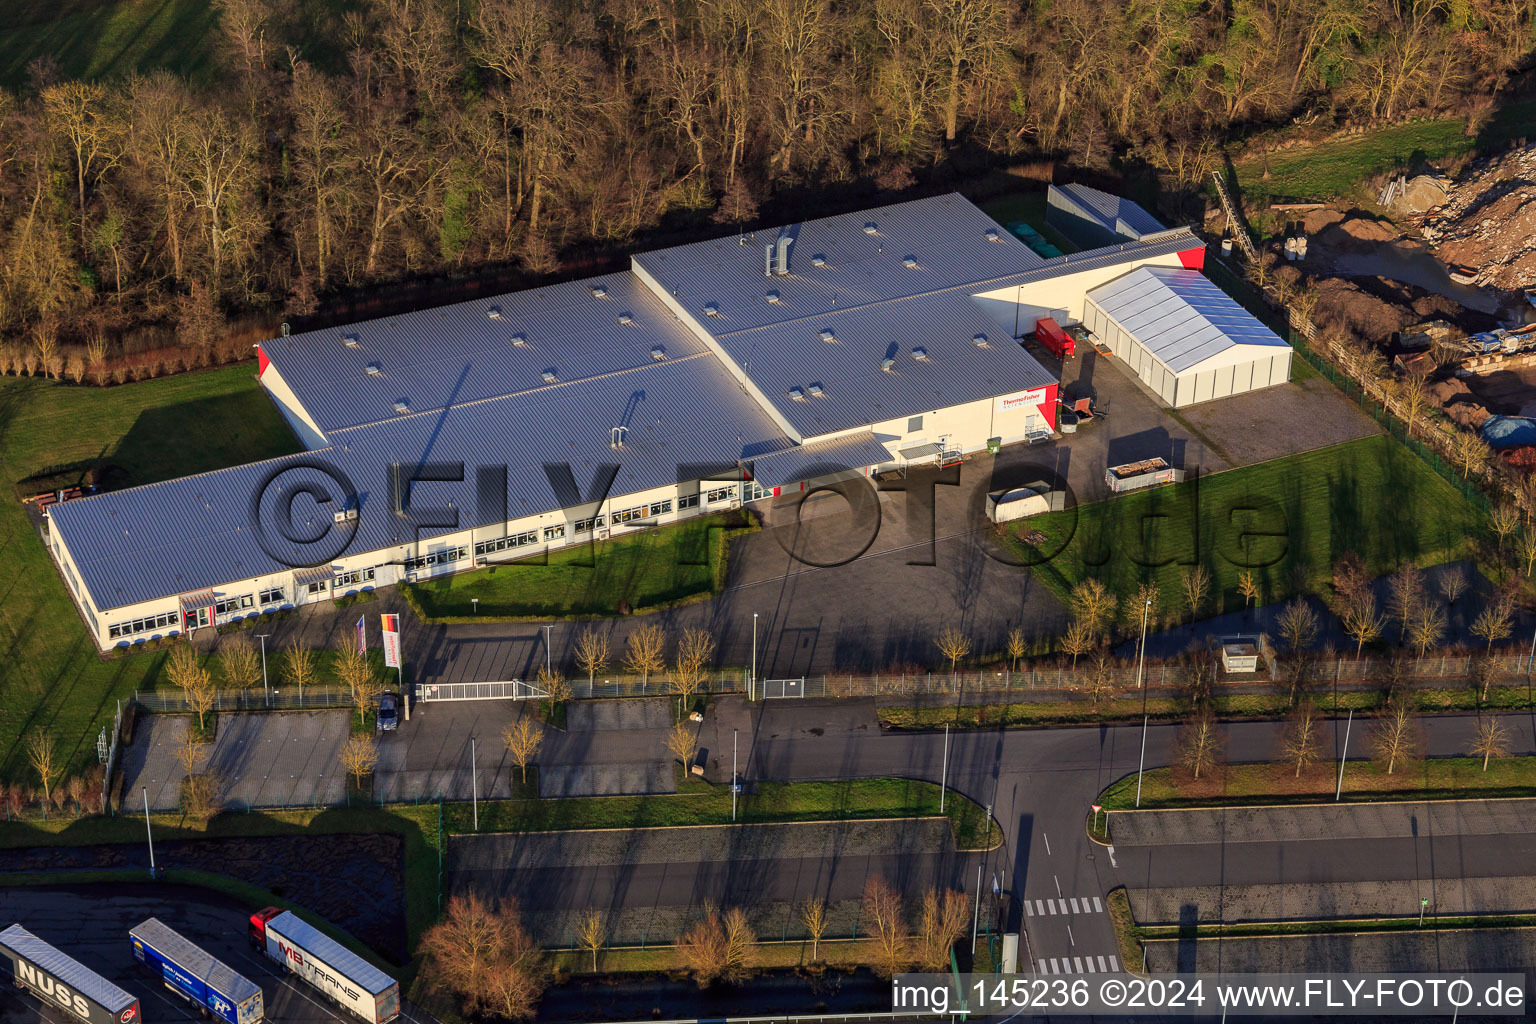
(118, 711, 349, 811)
(447, 818, 968, 945)
(1146, 928, 1536, 973)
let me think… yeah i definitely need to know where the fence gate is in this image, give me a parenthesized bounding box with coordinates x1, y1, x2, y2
(760, 677, 806, 699)
(419, 680, 549, 702)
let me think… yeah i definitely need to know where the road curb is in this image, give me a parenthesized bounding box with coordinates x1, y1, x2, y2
(1100, 793, 1536, 816)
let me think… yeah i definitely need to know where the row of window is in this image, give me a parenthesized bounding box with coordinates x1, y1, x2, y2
(475, 531, 539, 557)
(335, 567, 377, 588)
(404, 546, 468, 572)
(215, 594, 255, 615)
(612, 499, 673, 525)
(108, 611, 179, 639)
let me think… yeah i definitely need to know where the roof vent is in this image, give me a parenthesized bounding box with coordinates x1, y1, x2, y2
(818, 329, 835, 343)
(912, 347, 929, 361)
(650, 346, 667, 361)
(610, 426, 628, 449)
(487, 306, 503, 320)
(880, 357, 896, 373)
(811, 254, 827, 267)
(807, 383, 824, 397)
(542, 370, 559, 383)
(342, 334, 361, 348)
(788, 386, 806, 401)
(590, 284, 608, 298)
(393, 400, 410, 414)
(863, 222, 878, 235)
(617, 312, 633, 325)
(972, 333, 989, 347)
(984, 229, 1000, 242)
(511, 333, 528, 346)
(364, 362, 382, 376)
(703, 303, 720, 317)
(766, 290, 781, 304)
(902, 256, 918, 268)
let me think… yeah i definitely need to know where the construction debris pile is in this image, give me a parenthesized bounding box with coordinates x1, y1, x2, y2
(1421, 143, 1536, 291)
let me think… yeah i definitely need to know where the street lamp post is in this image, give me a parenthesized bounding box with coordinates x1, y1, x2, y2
(1134, 598, 1152, 808)
(142, 788, 155, 879)
(731, 729, 739, 822)
(751, 613, 759, 701)
(542, 624, 554, 676)
(256, 633, 271, 706)
(471, 737, 478, 831)
(1335, 708, 1354, 800)
(471, 598, 478, 615)
(939, 723, 950, 814)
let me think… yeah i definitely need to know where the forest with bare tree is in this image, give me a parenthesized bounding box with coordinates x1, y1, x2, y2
(0, 0, 1530, 375)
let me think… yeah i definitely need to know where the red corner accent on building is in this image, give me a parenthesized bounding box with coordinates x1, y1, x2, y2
(256, 345, 270, 376)
(1037, 382, 1058, 431)
(1177, 246, 1206, 270)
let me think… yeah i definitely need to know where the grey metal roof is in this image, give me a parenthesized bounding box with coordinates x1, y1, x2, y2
(1086, 267, 1291, 374)
(1052, 184, 1166, 238)
(746, 431, 893, 488)
(0, 925, 136, 1012)
(259, 273, 711, 435)
(51, 352, 791, 612)
(130, 919, 260, 1004)
(265, 912, 393, 997)
(707, 285, 1057, 437)
(633, 194, 1047, 337)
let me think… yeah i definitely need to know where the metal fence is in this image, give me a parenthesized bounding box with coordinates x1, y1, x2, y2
(420, 680, 547, 702)
(133, 685, 353, 713)
(100, 699, 123, 813)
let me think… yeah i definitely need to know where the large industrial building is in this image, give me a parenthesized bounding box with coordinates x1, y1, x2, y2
(45, 188, 1279, 650)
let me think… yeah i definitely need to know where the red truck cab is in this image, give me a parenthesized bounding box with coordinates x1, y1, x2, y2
(249, 908, 282, 952)
(1033, 317, 1075, 359)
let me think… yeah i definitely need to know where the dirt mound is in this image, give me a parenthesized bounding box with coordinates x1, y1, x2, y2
(1302, 208, 1345, 233)
(1337, 216, 1400, 243)
(1428, 378, 1490, 430)
(1423, 143, 1536, 290)
(1310, 277, 1416, 341)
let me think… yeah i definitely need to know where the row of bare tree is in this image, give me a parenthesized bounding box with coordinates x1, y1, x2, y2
(2, 0, 1530, 366)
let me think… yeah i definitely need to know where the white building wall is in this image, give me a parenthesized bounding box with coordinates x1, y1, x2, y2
(867, 387, 1054, 459)
(971, 250, 1187, 337)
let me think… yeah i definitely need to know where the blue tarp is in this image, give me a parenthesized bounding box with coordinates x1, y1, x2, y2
(1007, 221, 1065, 259)
(1482, 414, 1536, 450)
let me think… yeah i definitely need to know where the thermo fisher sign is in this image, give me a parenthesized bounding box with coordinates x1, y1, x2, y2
(997, 389, 1048, 414)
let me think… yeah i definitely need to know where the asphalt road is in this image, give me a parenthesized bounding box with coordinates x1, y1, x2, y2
(0, 886, 353, 1024)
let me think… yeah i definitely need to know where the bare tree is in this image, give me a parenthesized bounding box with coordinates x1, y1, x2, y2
(1277, 598, 1319, 654)
(1407, 601, 1447, 656)
(282, 637, 317, 700)
(1180, 565, 1211, 618)
(1086, 651, 1117, 707)
(666, 721, 697, 770)
(1490, 503, 1521, 559)
(335, 634, 382, 726)
(1060, 618, 1094, 669)
(168, 646, 217, 731)
(28, 729, 61, 813)
(861, 876, 911, 978)
(1178, 709, 1223, 781)
(339, 734, 379, 788)
(914, 888, 970, 970)
(801, 897, 827, 961)
(220, 635, 261, 690)
(1518, 530, 1536, 579)
(678, 905, 751, 987)
(573, 626, 609, 692)
(673, 626, 717, 705)
(1237, 570, 1260, 609)
(1470, 598, 1514, 654)
(417, 893, 509, 998)
(1279, 699, 1323, 777)
(1386, 566, 1425, 642)
(1070, 579, 1116, 638)
(1438, 567, 1467, 606)
(502, 716, 543, 785)
(934, 625, 971, 676)
(1005, 625, 1027, 673)
(173, 731, 207, 778)
(1471, 717, 1509, 771)
(623, 623, 666, 691)
(575, 909, 605, 972)
(1340, 592, 1385, 658)
(1371, 700, 1418, 775)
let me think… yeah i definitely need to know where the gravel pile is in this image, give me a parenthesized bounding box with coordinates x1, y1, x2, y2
(1423, 143, 1536, 290)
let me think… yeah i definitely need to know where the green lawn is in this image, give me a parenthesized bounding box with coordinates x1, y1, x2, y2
(0, 367, 300, 780)
(1100, 755, 1536, 810)
(1231, 117, 1474, 204)
(0, 0, 361, 89)
(443, 776, 1001, 850)
(1012, 434, 1479, 626)
(402, 510, 757, 621)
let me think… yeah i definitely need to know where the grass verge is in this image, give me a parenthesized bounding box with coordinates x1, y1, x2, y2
(442, 777, 1002, 850)
(551, 937, 887, 975)
(1142, 912, 1536, 942)
(401, 510, 758, 621)
(1230, 117, 1472, 203)
(1099, 755, 1536, 810)
(1008, 435, 1479, 627)
(1106, 889, 1146, 975)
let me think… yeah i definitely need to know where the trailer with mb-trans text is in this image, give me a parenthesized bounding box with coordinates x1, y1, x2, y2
(249, 908, 398, 1024)
(131, 918, 263, 1024)
(0, 924, 140, 1024)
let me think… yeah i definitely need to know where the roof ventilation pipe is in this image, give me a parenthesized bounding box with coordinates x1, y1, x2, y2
(774, 232, 792, 275)
(881, 358, 896, 373)
(610, 426, 628, 449)
(765, 243, 775, 277)
(912, 347, 929, 361)
(818, 329, 835, 343)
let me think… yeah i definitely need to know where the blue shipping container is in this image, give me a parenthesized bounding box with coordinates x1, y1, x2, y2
(130, 919, 263, 1024)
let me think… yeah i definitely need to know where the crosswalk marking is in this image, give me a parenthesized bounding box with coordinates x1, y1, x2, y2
(1069, 897, 1081, 913)
(1073, 957, 1084, 972)
(1097, 955, 1108, 972)
(1024, 895, 1108, 917)
(1024, 901, 1033, 916)
(1057, 899, 1069, 914)
(1109, 955, 1120, 972)
(1093, 896, 1104, 913)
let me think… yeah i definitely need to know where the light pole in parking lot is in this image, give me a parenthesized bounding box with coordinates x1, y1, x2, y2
(256, 633, 271, 706)
(751, 612, 759, 700)
(542, 624, 554, 676)
(1134, 598, 1152, 808)
(142, 788, 155, 879)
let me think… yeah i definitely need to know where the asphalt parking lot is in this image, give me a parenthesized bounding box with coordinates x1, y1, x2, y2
(119, 711, 350, 812)
(0, 885, 360, 1024)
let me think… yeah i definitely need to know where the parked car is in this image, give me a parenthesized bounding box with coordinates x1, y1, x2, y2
(376, 692, 399, 732)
